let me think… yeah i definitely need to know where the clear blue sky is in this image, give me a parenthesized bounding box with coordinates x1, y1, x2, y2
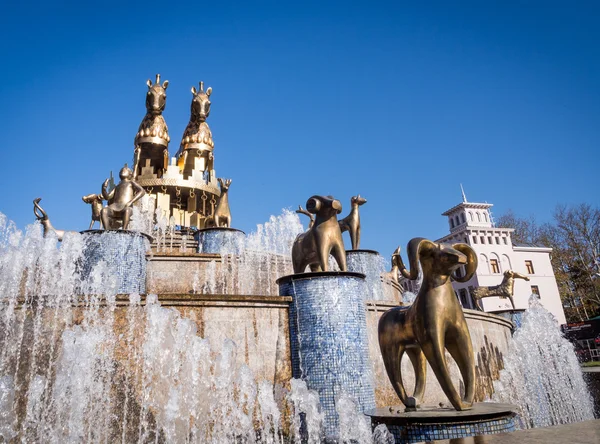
(1, 1, 598, 256)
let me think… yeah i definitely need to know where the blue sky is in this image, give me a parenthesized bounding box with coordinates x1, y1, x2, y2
(1, 1, 598, 256)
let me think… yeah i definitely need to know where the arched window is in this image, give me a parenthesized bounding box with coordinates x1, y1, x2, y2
(450, 218, 455, 228)
(460, 213, 465, 224)
(490, 253, 501, 274)
(502, 254, 512, 270)
(477, 212, 481, 222)
(484, 213, 488, 222)
(479, 253, 489, 274)
(455, 216, 459, 226)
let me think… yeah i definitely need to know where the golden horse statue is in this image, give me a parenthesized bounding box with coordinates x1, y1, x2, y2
(378, 238, 478, 411)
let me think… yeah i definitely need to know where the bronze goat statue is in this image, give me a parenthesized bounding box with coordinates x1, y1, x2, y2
(82, 193, 104, 229)
(381, 246, 402, 284)
(378, 238, 478, 411)
(471, 270, 530, 311)
(33, 198, 69, 241)
(296, 205, 314, 229)
(338, 194, 367, 250)
(205, 178, 232, 228)
(291, 195, 346, 273)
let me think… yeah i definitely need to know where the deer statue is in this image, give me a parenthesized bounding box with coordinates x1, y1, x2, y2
(381, 246, 402, 284)
(33, 198, 70, 241)
(133, 74, 170, 178)
(338, 195, 367, 250)
(82, 193, 104, 229)
(176, 81, 214, 179)
(296, 205, 314, 229)
(471, 270, 530, 311)
(205, 178, 232, 228)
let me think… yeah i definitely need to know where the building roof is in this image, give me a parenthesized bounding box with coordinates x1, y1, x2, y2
(442, 202, 493, 216)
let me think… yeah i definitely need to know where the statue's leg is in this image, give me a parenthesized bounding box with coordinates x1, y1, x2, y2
(474, 296, 483, 311)
(331, 243, 347, 271)
(406, 347, 427, 405)
(133, 145, 141, 179)
(380, 342, 413, 407)
(420, 333, 468, 410)
(355, 226, 361, 250)
(89, 220, 94, 230)
(226, 215, 231, 228)
(122, 208, 133, 230)
(101, 208, 110, 230)
(318, 244, 330, 272)
(508, 296, 516, 310)
(445, 326, 476, 407)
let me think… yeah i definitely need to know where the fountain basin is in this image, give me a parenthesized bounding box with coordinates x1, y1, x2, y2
(346, 249, 394, 302)
(367, 402, 517, 443)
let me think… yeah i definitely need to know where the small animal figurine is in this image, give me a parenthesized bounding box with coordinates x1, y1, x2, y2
(471, 270, 530, 311)
(82, 193, 104, 229)
(378, 238, 478, 411)
(205, 178, 232, 228)
(338, 195, 367, 250)
(296, 205, 314, 229)
(291, 195, 346, 273)
(33, 198, 68, 241)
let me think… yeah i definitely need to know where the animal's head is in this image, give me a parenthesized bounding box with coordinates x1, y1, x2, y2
(305, 195, 342, 218)
(505, 270, 530, 281)
(403, 237, 477, 282)
(351, 195, 367, 206)
(82, 194, 103, 204)
(218, 178, 232, 192)
(33, 197, 48, 221)
(145, 74, 168, 115)
(190, 81, 212, 122)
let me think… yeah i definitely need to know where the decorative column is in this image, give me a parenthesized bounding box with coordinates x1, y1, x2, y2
(277, 271, 375, 439)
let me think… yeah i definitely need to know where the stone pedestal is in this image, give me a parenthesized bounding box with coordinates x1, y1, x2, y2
(81, 230, 150, 294)
(277, 271, 375, 439)
(489, 309, 525, 330)
(366, 403, 517, 443)
(346, 249, 386, 301)
(194, 227, 245, 255)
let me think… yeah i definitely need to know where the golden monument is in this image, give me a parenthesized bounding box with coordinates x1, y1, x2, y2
(471, 270, 530, 311)
(205, 178, 232, 228)
(101, 166, 145, 230)
(338, 194, 367, 250)
(378, 238, 478, 411)
(129, 76, 230, 229)
(291, 195, 347, 273)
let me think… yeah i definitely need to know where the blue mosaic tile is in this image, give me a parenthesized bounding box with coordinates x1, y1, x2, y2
(82, 231, 148, 294)
(279, 274, 376, 438)
(195, 228, 245, 255)
(346, 251, 386, 301)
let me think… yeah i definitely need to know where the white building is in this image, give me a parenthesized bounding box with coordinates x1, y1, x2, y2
(435, 194, 566, 325)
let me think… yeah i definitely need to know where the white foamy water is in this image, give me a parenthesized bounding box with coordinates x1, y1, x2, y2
(492, 295, 595, 429)
(0, 212, 389, 443)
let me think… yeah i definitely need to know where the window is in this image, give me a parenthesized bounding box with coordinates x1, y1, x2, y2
(488, 237, 493, 244)
(473, 236, 478, 244)
(469, 212, 473, 221)
(531, 285, 540, 298)
(477, 213, 481, 222)
(460, 214, 465, 224)
(458, 289, 469, 308)
(503, 237, 508, 245)
(495, 237, 500, 244)
(450, 219, 455, 228)
(480, 236, 485, 244)
(525, 260, 535, 274)
(484, 213, 488, 222)
(490, 259, 500, 274)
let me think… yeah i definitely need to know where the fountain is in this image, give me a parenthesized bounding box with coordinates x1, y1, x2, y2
(0, 74, 595, 443)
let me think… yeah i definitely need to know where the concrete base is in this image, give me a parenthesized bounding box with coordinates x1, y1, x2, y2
(194, 227, 245, 255)
(367, 402, 517, 443)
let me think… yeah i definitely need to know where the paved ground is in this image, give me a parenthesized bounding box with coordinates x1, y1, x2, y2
(428, 419, 600, 443)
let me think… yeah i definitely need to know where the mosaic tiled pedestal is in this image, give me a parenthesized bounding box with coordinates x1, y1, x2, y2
(81, 230, 150, 294)
(277, 271, 376, 439)
(367, 403, 517, 443)
(194, 227, 245, 255)
(346, 249, 386, 301)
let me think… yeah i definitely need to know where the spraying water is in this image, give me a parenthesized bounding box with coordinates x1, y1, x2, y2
(492, 295, 595, 428)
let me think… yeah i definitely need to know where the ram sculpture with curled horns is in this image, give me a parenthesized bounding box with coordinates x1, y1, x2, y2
(378, 238, 478, 411)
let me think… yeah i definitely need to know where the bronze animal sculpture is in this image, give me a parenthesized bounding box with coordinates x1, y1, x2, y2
(176, 81, 214, 179)
(338, 195, 367, 250)
(378, 238, 478, 411)
(381, 246, 402, 284)
(296, 205, 314, 229)
(205, 178, 232, 228)
(33, 198, 69, 241)
(291, 195, 347, 273)
(101, 166, 145, 230)
(82, 193, 104, 229)
(133, 74, 170, 178)
(471, 270, 530, 311)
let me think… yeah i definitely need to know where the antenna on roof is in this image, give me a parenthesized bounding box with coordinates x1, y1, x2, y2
(460, 184, 468, 203)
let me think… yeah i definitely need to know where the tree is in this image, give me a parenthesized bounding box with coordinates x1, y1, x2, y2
(497, 204, 600, 322)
